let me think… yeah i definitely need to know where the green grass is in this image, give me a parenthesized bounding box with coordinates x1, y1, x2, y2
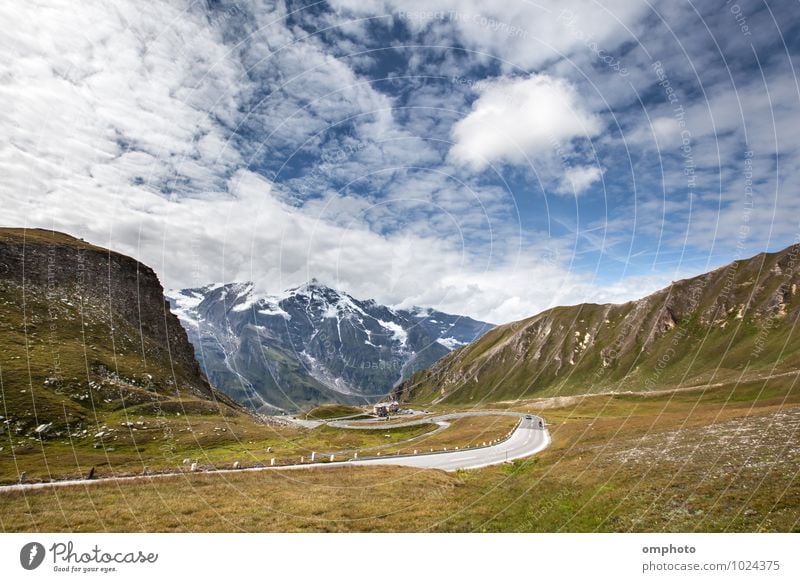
(0, 410, 529, 483)
(303, 404, 366, 420)
(0, 412, 439, 483)
(0, 275, 222, 437)
(376, 415, 519, 456)
(2, 377, 798, 532)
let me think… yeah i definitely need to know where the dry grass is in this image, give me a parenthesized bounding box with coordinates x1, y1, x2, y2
(1, 377, 798, 532)
(0, 466, 462, 532)
(0, 412, 524, 484)
(0, 418, 435, 483)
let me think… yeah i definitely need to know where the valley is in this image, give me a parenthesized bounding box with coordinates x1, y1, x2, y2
(2, 376, 796, 532)
(1, 228, 798, 533)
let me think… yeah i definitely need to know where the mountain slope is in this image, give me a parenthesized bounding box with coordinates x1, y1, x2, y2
(394, 244, 800, 404)
(168, 280, 493, 412)
(0, 228, 244, 442)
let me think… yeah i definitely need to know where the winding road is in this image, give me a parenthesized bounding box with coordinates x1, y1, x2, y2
(346, 413, 549, 471)
(0, 412, 550, 493)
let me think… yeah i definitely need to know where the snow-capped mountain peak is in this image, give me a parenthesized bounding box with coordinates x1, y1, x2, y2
(166, 281, 493, 413)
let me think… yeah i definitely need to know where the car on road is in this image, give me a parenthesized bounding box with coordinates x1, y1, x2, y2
(524, 415, 533, 420)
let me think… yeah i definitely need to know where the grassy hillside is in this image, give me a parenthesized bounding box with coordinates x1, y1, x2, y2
(395, 244, 800, 405)
(0, 228, 274, 482)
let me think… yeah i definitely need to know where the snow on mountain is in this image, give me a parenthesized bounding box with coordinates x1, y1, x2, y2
(376, 319, 408, 346)
(166, 281, 493, 413)
(258, 305, 291, 319)
(436, 337, 466, 350)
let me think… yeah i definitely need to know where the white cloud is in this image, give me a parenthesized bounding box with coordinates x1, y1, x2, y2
(448, 74, 602, 171)
(0, 0, 246, 199)
(558, 165, 604, 196)
(330, 0, 649, 70)
(0, 0, 583, 326)
(5, 160, 657, 323)
(0, 0, 701, 326)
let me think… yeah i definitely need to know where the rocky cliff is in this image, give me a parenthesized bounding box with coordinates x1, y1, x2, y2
(0, 228, 238, 440)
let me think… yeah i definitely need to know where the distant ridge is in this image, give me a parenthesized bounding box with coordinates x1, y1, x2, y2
(394, 244, 800, 404)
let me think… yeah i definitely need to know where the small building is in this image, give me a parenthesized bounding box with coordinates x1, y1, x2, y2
(373, 401, 400, 417)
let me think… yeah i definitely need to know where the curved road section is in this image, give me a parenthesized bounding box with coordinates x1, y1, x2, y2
(348, 414, 549, 471)
(0, 413, 550, 492)
(327, 410, 525, 429)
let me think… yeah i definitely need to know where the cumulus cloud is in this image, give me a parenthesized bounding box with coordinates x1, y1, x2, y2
(558, 165, 604, 196)
(448, 74, 602, 172)
(0, 0, 247, 200)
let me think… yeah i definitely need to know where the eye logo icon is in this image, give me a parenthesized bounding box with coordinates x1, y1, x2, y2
(20, 542, 46, 570)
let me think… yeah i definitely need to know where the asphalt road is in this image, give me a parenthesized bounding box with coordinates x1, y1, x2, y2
(0, 413, 550, 492)
(327, 410, 525, 429)
(348, 414, 549, 471)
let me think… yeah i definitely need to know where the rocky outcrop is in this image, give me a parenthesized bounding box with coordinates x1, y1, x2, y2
(0, 228, 212, 398)
(0, 228, 242, 439)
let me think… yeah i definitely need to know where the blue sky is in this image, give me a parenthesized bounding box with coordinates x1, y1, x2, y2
(1, 0, 799, 322)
